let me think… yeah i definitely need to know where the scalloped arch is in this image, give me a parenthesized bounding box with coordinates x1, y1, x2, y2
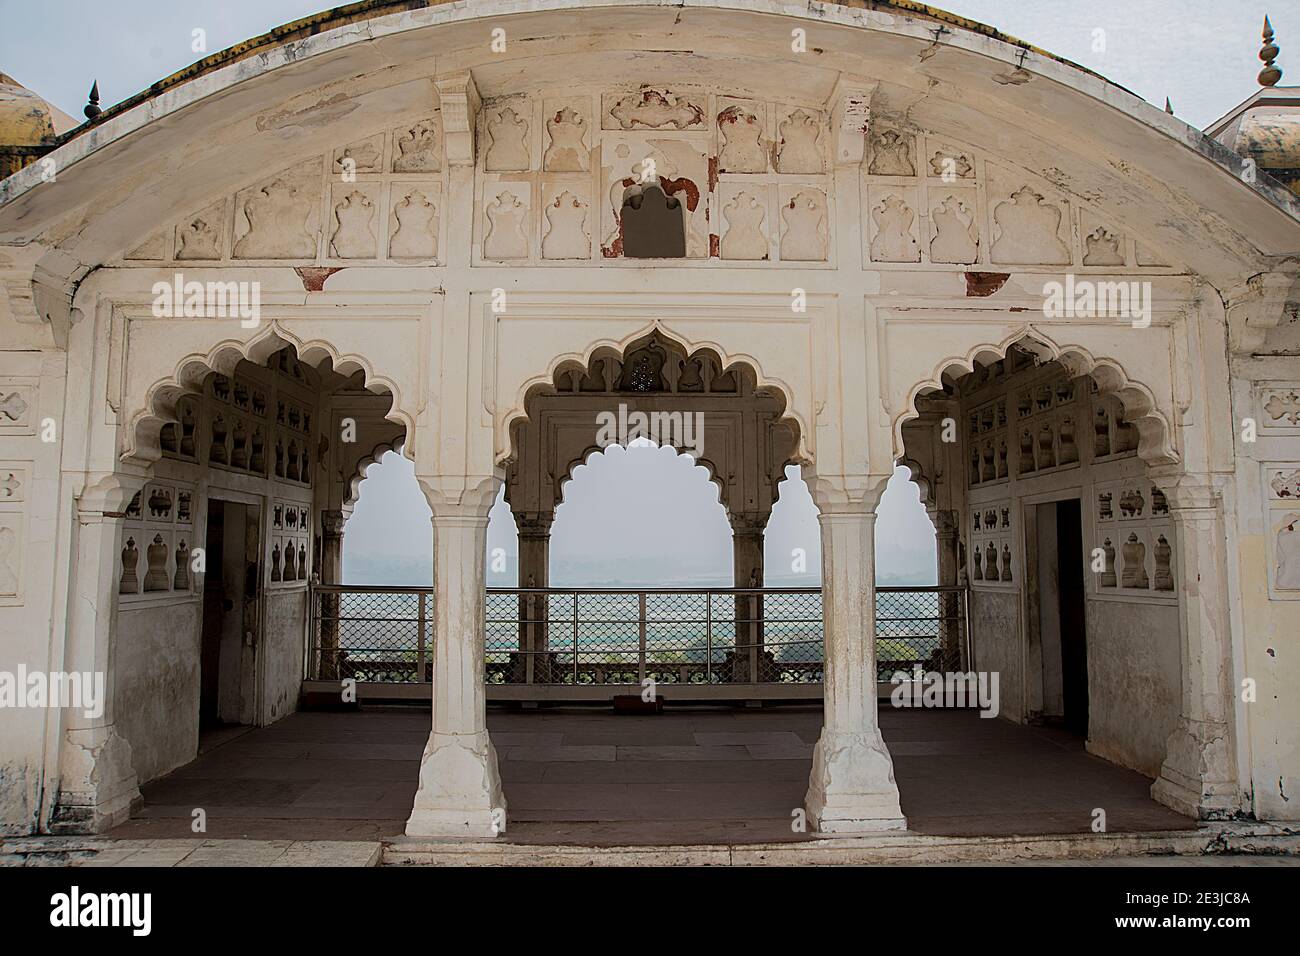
(124, 323, 414, 466)
(552, 437, 729, 512)
(893, 329, 1179, 468)
(499, 320, 810, 469)
(346, 437, 405, 506)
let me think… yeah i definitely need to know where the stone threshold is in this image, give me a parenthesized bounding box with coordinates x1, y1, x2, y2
(384, 822, 1300, 866)
(0, 837, 382, 867)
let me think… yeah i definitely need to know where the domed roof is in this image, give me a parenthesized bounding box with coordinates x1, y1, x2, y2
(0, 73, 76, 179)
(1208, 88, 1300, 197)
(0, 73, 76, 147)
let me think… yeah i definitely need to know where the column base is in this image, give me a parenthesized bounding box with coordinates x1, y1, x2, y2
(1151, 718, 1239, 819)
(405, 730, 507, 838)
(49, 727, 141, 834)
(805, 729, 907, 833)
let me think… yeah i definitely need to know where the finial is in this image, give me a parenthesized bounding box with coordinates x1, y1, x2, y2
(1164, 97, 1174, 114)
(1259, 16, 1283, 87)
(83, 80, 101, 119)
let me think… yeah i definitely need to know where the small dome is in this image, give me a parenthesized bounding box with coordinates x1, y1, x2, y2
(1233, 108, 1300, 193)
(0, 73, 60, 147)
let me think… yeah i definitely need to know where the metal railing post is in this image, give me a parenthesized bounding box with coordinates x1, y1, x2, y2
(572, 590, 579, 684)
(637, 591, 647, 685)
(416, 591, 427, 682)
(705, 592, 713, 684)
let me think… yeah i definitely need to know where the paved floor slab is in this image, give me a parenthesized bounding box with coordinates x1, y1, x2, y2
(103, 705, 1195, 846)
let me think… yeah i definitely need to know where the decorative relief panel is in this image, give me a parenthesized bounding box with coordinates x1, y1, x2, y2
(779, 187, 827, 262)
(485, 104, 531, 172)
(717, 102, 768, 173)
(989, 182, 1071, 266)
(542, 187, 592, 260)
(392, 116, 443, 173)
(232, 161, 322, 260)
(175, 200, 226, 261)
(868, 188, 920, 263)
(483, 189, 531, 260)
(333, 134, 384, 176)
(775, 108, 824, 174)
(603, 89, 705, 130)
(1260, 385, 1300, 431)
(0, 461, 27, 604)
(388, 183, 441, 261)
(544, 103, 590, 172)
(970, 501, 1014, 589)
(329, 185, 379, 259)
(119, 479, 197, 602)
(868, 129, 915, 177)
(0, 382, 35, 436)
(270, 500, 312, 587)
(1266, 464, 1300, 597)
(928, 190, 979, 264)
(719, 188, 769, 260)
(1093, 477, 1174, 599)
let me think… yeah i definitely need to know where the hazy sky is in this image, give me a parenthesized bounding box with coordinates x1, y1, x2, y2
(2, 0, 1287, 584)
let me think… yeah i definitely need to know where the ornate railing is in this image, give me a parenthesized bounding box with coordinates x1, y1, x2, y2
(307, 585, 967, 687)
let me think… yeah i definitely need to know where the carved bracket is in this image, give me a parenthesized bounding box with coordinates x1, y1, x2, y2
(435, 71, 482, 167)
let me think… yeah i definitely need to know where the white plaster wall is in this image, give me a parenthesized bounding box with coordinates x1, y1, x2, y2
(262, 589, 307, 724)
(115, 602, 202, 786)
(1085, 598, 1180, 777)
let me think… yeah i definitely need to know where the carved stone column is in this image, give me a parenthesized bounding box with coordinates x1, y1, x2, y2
(406, 481, 506, 838)
(515, 511, 553, 680)
(730, 512, 767, 682)
(931, 508, 963, 669)
(51, 474, 144, 833)
(1149, 474, 1241, 818)
(317, 509, 347, 680)
(805, 477, 906, 832)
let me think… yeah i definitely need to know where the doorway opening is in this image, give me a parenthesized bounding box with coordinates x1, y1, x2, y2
(1034, 498, 1088, 735)
(199, 498, 259, 744)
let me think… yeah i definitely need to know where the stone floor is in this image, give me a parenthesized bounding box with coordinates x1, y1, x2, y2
(107, 704, 1195, 846)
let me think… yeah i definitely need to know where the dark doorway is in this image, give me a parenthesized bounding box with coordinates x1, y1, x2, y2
(199, 498, 257, 735)
(1055, 499, 1088, 735)
(621, 185, 686, 258)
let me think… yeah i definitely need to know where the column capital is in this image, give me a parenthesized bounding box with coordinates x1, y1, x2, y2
(1150, 471, 1232, 516)
(320, 509, 347, 537)
(806, 472, 892, 515)
(728, 511, 770, 535)
(514, 511, 554, 537)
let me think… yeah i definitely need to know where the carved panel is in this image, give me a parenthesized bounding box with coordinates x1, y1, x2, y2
(868, 188, 920, 263)
(989, 180, 1071, 266)
(867, 129, 915, 176)
(717, 101, 768, 173)
(333, 134, 384, 177)
(0, 382, 35, 435)
(928, 189, 979, 264)
(388, 183, 441, 261)
(542, 187, 591, 260)
(603, 90, 705, 130)
(232, 161, 322, 260)
(329, 185, 379, 259)
(719, 188, 769, 260)
(483, 189, 531, 260)
(485, 103, 532, 172)
(120, 478, 197, 602)
(543, 101, 590, 172)
(775, 108, 824, 174)
(778, 187, 827, 262)
(175, 200, 226, 261)
(392, 116, 443, 172)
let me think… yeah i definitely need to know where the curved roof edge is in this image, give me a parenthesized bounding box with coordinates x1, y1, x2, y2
(57, 0, 1124, 142)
